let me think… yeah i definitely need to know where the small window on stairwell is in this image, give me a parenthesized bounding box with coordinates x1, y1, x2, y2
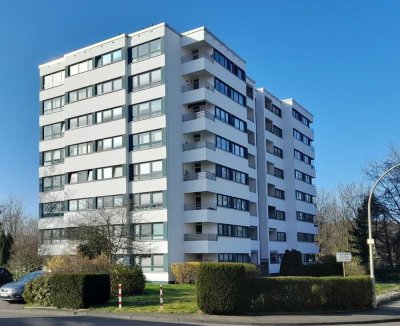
(193, 134, 200, 142)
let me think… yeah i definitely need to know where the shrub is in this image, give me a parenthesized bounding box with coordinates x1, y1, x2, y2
(110, 265, 145, 296)
(251, 276, 372, 312)
(279, 250, 304, 276)
(50, 273, 110, 309)
(171, 262, 200, 284)
(45, 254, 111, 274)
(302, 262, 342, 276)
(197, 263, 248, 314)
(23, 275, 53, 306)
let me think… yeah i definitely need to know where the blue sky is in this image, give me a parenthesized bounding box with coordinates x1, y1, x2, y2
(0, 0, 399, 216)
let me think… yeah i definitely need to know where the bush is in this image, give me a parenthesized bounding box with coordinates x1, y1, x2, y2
(279, 250, 304, 276)
(197, 263, 248, 314)
(45, 254, 111, 274)
(23, 275, 53, 306)
(110, 265, 145, 296)
(171, 262, 200, 284)
(251, 276, 372, 312)
(50, 273, 110, 309)
(302, 263, 342, 276)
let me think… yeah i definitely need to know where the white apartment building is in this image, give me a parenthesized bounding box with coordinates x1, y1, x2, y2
(38, 23, 318, 281)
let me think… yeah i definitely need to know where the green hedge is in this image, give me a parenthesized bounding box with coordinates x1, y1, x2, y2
(376, 268, 400, 282)
(302, 263, 342, 276)
(110, 265, 145, 295)
(196, 263, 248, 315)
(250, 276, 372, 312)
(24, 273, 110, 309)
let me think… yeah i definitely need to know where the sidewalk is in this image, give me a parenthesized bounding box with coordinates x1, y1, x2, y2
(19, 299, 400, 325)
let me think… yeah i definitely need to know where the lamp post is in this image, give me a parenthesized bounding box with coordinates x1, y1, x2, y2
(367, 162, 400, 309)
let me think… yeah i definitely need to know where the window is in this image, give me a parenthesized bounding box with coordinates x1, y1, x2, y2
(296, 190, 314, 203)
(218, 224, 250, 238)
(96, 78, 123, 95)
(246, 85, 253, 99)
(68, 198, 95, 211)
(68, 86, 93, 103)
(96, 107, 123, 123)
(43, 70, 65, 89)
(265, 118, 282, 137)
(216, 136, 247, 158)
(268, 206, 285, 220)
(131, 68, 162, 92)
(270, 252, 284, 264)
(69, 142, 92, 157)
(295, 170, 313, 184)
(298, 232, 316, 243)
(40, 228, 66, 244)
(96, 136, 123, 152)
(41, 175, 64, 192)
(96, 165, 123, 180)
(297, 211, 316, 223)
(217, 194, 249, 211)
(42, 122, 64, 140)
(293, 129, 312, 146)
(293, 108, 311, 127)
(40, 202, 63, 218)
(273, 146, 283, 158)
(133, 223, 165, 240)
(274, 189, 285, 200)
(42, 95, 65, 115)
(294, 149, 313, 166)
(131, 129, 164, 151)
(214, 78, 246, 106)
(133, 160, 164, 181)
(216, 164, 248, 185)
(215, 107, 246, 132)
(302, 254, 316, 263)
(134, 254, 164, 272)
(41, 148, 64, 166)
(69, 114, 93, 130)
(218, 254, 249, 263)
(95, 49, 122, 67)
(132, 38, 162, 62)
(213, 49, 245, 81)
(274, 167, 284, 179)
(131, 98, 163, 121)
(133, 191, 164, 209)
(95, 195, 125, 209)
(69, 59, 93, 76)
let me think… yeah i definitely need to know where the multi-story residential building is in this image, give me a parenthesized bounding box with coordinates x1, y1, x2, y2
(38, 23, 318, 281)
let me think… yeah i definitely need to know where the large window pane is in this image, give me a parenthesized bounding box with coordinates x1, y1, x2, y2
(151, 70, 161, 84)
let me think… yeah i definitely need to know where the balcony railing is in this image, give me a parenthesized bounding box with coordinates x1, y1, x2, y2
(183, 171, 216, 181)
(182, 110, 215, 122)
(182, 80, 214, 93)
(182, 141, 215, 151)
(184, 202, 217, 211)
(181, 51, 214, 63)
(184, 233, 218, 241)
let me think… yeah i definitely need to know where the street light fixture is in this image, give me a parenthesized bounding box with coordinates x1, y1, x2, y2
(367, 162, 400, 309)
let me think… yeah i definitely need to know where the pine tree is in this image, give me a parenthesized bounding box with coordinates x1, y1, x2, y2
(349, 195, 383, 266)
(279, 249, 303, 276)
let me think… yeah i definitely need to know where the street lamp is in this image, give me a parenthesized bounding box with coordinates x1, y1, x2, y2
(367, 162, 400, 309)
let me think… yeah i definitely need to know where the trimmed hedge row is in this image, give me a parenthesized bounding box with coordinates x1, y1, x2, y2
(24, 273, 110, 309)
(250, 276, 372, 312)
(197, 263, 248, 314)
(196, 263, 373, 314)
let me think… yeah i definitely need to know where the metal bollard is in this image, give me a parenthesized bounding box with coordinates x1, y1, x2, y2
(118, 283, 122, 308)
(160, 284, 163, 310)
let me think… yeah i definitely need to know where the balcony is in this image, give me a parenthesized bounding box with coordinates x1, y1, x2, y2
(182, 80, 214, 93)
(183, 171, 216, 181)
(182, 110, 215, 122)
(182, 141, 215, 152)
(184, 202, 217, 211)
(184, 234, 218, 241)
(182, 51, 214, 63)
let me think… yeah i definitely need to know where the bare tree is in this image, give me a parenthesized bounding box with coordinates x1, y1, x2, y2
(66, 200, 151, 263)
(0, 196, 26, 238)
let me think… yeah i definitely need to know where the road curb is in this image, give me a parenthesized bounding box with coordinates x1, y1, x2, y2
(21, 305, 400, 325)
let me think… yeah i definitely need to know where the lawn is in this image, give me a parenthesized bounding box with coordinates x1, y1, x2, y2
(376, 283, 400, 296)
(92, 284, 198, 314)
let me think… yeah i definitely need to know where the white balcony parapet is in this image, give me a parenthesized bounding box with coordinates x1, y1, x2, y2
(182, 141, 215, 151)
(184, 233, 218, 241)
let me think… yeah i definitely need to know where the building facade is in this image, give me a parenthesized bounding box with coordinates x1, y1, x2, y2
(38, 23, 318, 281)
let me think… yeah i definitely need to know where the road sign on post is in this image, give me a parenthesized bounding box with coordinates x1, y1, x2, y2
(336, 252, 352, 277)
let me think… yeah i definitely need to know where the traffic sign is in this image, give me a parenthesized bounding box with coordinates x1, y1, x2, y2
(336, 252, 352, 263)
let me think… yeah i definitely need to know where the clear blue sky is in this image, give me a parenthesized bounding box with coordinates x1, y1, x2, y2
(0, 0, 399, 216)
